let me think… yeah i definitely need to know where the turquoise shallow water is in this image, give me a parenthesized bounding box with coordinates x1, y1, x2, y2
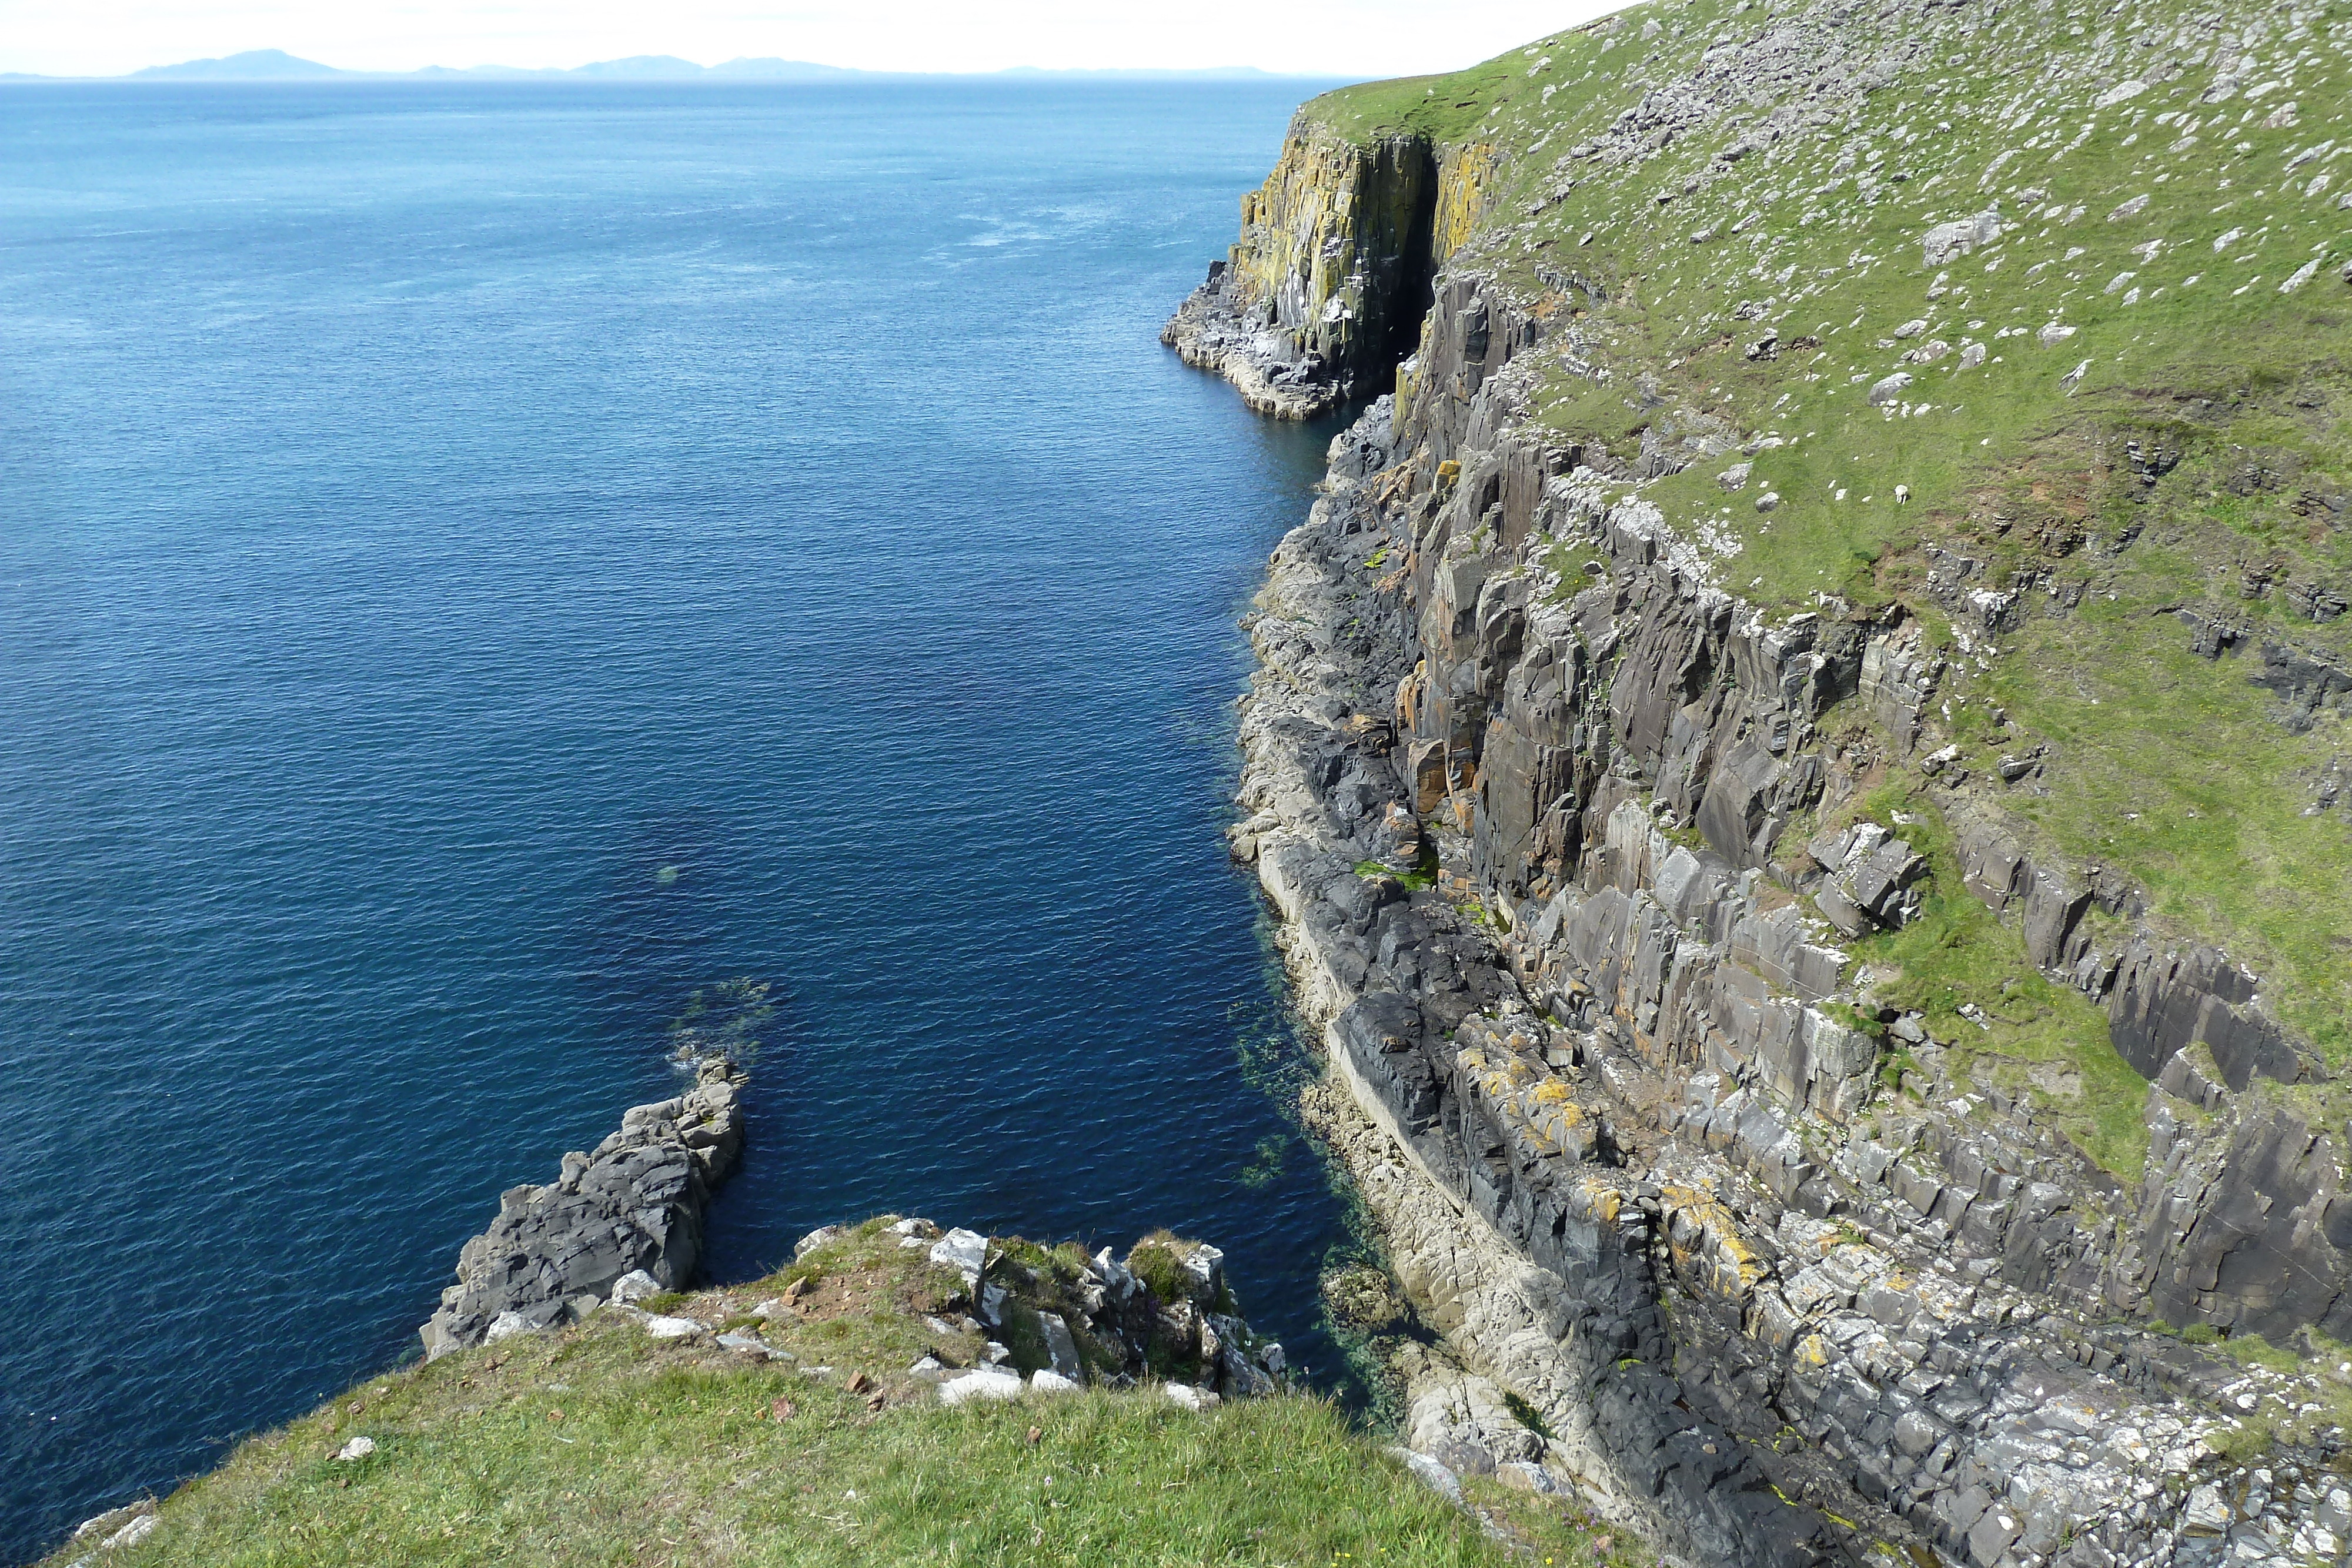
(0, 78, 1354, 1560)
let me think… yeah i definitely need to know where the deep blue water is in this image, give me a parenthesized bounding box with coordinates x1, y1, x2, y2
(0, 79, 1352, 1561)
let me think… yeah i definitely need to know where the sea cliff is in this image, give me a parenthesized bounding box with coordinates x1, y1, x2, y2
(1187, 1, 2352, 1564)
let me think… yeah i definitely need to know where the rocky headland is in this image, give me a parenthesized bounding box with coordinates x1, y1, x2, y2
(1182, 1, 2352, 1565)
(419, 1056, 750, 1359)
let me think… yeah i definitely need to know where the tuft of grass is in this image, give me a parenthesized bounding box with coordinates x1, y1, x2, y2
(1501, 1389, 1556, 1444)
(1122, 1240, 1197, 1309)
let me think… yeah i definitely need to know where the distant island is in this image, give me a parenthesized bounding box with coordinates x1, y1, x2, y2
(0, 48, 1301, 83)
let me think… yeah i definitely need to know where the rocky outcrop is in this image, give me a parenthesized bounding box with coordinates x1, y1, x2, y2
(1161, 119, 1493, 418)
(1232, 392, 2352, 1568)
(781, 1217, 1289, 1404)
(1197, 187, 2352, 1568)
(419, 1058, 746, 1359)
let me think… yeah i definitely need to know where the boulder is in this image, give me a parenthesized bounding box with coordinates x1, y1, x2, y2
(938, 1369, 1024, 1406)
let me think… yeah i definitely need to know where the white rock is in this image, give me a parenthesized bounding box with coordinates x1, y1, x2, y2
(791, 1225, 840, 1260)
(1163, 1383, 1223, 1410)
(715, 1332, 777, 1358)
(1030, 1370, 1084, 1395)
(1717, 460, 1753, 491)
(1755, 492, 1781, 513)
(928, 1228, 988, 1288)
(1893, 317, 1930, 339)
(1498, 1460, 1561, 1495)
(1180, 1243, 1225, 1293)
(2280, 260, 2323, 294)
(1922, 210, 2003, 267)
(2037, 321, 2077, 346)
(644, 1315, 706, 1340)
(335, 1436, 376, 1462)
(609, 1269, 663, 1306)
(938, 1369, 1025, 1406)
(1387, 1446, 1464, 1505)
(2185, 1483, 2232, 1533)
(103, 1513, 158, 1550)
(1867, 373, 1914, 406)
(484, 1310, 539, 1343)
(2061, 359, 2092, 394)
(1959, 342, 1987, 369)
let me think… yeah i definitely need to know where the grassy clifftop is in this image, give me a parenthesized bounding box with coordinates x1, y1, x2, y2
(51, 1219, 1638, 1567)
(1301, 0, 2350, 1080)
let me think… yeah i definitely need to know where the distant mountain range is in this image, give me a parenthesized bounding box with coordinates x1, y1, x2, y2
(0, 48, 1295, 83)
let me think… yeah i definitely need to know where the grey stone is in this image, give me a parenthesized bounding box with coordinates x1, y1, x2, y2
(1038, 1312, 1084, 1383)
(419, 1058, 748, 1359)
(938, 1369, 1024, 1406)
(610, 1270, 663, 1306)
(1923, 210, 2003, 266)
(929, 1228, 989, 1288)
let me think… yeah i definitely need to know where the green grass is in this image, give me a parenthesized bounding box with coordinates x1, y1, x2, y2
(1301, 57, 1532, 144)
(1833, 782, 2152, 1179)
(1985, 560, 2352, 1064)
(56, 1219, 1649, 1568)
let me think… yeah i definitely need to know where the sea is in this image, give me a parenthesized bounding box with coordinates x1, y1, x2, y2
(0, 76, 1358, 1562)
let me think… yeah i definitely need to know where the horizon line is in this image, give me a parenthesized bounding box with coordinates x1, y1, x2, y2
(0, 48, 1346, 84)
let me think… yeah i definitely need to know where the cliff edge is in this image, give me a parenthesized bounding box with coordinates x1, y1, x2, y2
(1185, 2, 2352, 1565)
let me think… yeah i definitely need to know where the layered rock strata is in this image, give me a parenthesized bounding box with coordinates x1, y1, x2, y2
(1188, 152, 2352, 1568)
(1235, 389, 2352, 1568)
(419, 1057, 746, 1359)
(1161, 121, 1492, 418)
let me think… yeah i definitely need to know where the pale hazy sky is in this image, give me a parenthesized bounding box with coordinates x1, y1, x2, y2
(0, 1, 1616, 79)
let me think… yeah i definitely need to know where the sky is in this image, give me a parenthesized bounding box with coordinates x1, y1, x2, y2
(0, 0, 1618, 79)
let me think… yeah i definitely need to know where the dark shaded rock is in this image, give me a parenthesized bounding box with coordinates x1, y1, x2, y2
(420, 1058, 747, 1358)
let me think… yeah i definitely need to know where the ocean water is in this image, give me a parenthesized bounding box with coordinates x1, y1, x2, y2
(0, 78, 1354, 1560)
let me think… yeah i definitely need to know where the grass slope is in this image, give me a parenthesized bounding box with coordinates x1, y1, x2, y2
(51, 1220, 1642, 1568)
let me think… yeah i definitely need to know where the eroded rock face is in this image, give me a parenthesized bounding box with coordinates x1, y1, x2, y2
(1160, 122, 1495, 418)
(1217, 292, 2352, 1567)
(419, 1058, 747, 1359)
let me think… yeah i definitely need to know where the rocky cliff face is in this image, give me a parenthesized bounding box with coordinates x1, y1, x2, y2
(1184, 2, 2352, 1564)
(419, 1057, 746, 1358)
(1161, 122, 1494, 417)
